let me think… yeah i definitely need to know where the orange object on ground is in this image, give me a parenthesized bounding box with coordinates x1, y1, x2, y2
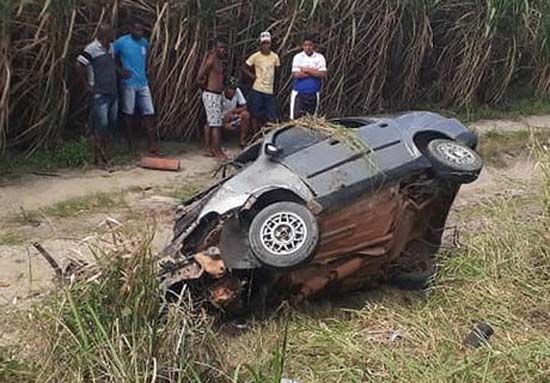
(139, 157, 181, 171)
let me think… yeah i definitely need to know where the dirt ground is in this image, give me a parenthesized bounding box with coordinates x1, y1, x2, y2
(0, 116, 547, 315)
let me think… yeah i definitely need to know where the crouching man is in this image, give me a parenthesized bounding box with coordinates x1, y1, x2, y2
(222, 77, 251, 148)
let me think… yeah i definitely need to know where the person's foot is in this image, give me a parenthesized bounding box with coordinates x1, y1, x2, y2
(148, 147, 164, 157)
(214, 150, 228, 160)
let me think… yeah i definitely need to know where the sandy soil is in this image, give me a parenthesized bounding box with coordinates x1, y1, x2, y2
(0, 116, 547, 314)
(469, 114, 550, 133)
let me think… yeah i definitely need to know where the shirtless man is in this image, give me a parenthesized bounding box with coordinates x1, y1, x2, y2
(198, 37, 227, 158)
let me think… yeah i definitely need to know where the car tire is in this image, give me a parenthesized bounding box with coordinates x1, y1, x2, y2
(248, 202, 319, 269)
(426, 139, 483, 184)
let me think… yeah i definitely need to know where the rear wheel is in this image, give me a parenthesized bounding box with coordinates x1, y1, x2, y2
(249, 202, 319, 268)
(426, 139, 483, 184)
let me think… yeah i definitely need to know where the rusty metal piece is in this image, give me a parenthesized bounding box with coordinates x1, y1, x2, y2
(140, 157, 181, 172)
(160, 261, 204, 289)
(193, 251, 226, 278)
(33, 242, 63, 278)
(209, 276, 242, 308)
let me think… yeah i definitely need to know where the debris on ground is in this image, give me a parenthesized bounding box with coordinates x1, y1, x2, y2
(139, 157, 181, 171)
(463, 322, 495, 348)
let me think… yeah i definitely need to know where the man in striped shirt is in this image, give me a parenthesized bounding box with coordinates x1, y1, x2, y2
(76, 25, 117, 169)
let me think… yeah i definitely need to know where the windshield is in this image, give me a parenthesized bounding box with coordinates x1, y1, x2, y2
(273, 127, 325, 157)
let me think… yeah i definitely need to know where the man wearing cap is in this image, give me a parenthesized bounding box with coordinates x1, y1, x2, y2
(290, 33, 327, 119)
(242, 32, 280, 131)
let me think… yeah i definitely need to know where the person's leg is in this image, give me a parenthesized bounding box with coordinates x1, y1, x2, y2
(290, 90, 298, 120)
(137, 86, 160, 155)
(121, 86, 136, 152)
(203, 123, 213, 156)
(202, 91, 225, 158)
(210, 94, 225, 159)
(101, 95, 118, 166)
(247, 90, 263, 136)
(91, 94, 109, 168)
(211, 126, 226, 159)
(264, 93, 279, 123)
(238, 110, 251, 147)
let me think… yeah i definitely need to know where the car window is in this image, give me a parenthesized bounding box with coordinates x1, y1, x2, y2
(234, 141, 261, 164)
(273, 127, 325, 157)
(329, 118, 375, 129)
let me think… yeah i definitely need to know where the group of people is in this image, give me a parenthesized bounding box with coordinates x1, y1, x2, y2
(77, 20, 160, 168)
(77, 19, 328, 167)
(199, 31, 328, 158)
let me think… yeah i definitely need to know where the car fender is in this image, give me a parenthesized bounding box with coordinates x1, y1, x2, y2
(197, 160, 315, 220)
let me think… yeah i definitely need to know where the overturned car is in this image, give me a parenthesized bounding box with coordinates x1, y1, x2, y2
(159, 112, 482, 310)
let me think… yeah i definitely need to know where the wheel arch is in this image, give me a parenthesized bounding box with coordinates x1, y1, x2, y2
(247, 188, 308, 214)
(413, 131, 453, 153)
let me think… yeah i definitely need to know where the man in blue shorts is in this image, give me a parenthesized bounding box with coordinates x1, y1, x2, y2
(290, 33, 327, 119)
(76, 25, 117, 169)
(242, 32, 280, 133)
(114, 18, 160, 155)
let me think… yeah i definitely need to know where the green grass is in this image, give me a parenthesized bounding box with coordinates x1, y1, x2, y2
(0, 138, 93, 175)
(0, 229, 25, 246)
(417, 97, 550, 123)
(0, 139, 548, 383)
(0, 138, 195, 178)
(0, 348, 36, 383)
(476, 129, 550, 167)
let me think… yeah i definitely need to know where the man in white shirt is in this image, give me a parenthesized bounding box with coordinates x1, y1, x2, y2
(290, 33, 327, 119)
(222, 77, 251, 148)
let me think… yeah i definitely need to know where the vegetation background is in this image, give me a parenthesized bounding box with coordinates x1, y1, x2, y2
(1, 0, 550, 155)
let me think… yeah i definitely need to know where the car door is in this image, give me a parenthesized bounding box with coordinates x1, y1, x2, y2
(274, 121, 415, 207)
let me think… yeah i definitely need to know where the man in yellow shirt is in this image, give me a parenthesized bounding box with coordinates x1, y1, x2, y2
(242, 32, 280, 131)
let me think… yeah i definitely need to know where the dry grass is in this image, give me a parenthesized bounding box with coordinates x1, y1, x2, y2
(2, 0, 550, 154)
(0, 138, 548, 382)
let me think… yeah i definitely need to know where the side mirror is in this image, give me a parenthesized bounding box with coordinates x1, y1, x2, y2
(265, 143, 282, 158)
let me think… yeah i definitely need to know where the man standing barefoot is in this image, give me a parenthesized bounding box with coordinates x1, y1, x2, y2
(114, 18, 160, 155)
(76, 25, 117, 169)
(198, 37, 227, 159)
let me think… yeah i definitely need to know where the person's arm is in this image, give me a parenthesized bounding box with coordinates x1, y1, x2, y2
(300, 67, 327, 78)
(292, 54, 308, 79)
(75, 62, 91, 93)
(75, 51, 92, 92)
(273, 53, 281, 92)
(228, 89, 247, 114)
(231, 104, 247, 114)
(301, 55, 328, 78)
(241, 54, 256, 82)
(145, 40, 150, 76)
(113, 39, 131, 79)
(197, 53, 214, 86)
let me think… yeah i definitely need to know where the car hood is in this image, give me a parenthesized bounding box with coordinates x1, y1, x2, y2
(197, 157, 315, 220)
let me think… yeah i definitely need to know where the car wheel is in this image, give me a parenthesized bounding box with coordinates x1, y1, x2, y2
(426, 139, 483, 184)
(248, 202, 319, 268)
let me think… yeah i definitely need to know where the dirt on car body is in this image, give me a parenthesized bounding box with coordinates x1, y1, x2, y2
(159, 113, 483, 311)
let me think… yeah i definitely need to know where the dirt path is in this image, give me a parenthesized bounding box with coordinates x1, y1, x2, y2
(469, 114, 550, 133)
(0, 115, 547, 314)
(0, 151, 218, 218)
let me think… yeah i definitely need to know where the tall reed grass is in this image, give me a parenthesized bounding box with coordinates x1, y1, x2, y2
(1, 0, 550, 154)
